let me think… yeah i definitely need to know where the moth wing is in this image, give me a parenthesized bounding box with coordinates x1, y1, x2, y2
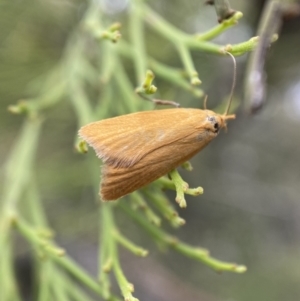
(79, 108, 208, 168)
(100, 135, 208, 201)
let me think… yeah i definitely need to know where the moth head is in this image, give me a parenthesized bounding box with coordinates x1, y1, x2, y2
(204, 110, 235, 135)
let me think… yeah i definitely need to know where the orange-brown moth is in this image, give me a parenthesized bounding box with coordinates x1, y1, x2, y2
(79, 106, 235, 201)
(79, 54, 236, 201)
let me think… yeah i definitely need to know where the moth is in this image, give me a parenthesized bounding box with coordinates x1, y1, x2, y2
(79, 53, 236, 201)
(79, 105, 235, 201)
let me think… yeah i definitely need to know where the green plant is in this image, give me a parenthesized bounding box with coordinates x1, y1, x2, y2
(0, 1, 277, 300)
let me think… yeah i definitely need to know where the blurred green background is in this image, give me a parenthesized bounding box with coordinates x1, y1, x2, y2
(1, 0, 300, 301)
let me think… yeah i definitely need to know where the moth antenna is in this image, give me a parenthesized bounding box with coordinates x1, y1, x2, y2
(203, 95, 208, 110)
(224, 52, 236, 116)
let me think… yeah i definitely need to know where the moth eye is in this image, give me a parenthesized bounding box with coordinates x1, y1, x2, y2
(214, 122, 219, 133)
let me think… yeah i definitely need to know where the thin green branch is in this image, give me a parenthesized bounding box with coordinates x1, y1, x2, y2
(130, 1, 148, 84)
(95, 82, 114, 120)
(142, 4, 188, 42)
(37, 261, 52, 301)
(148, 58, 204, 97)
(145, 190, 186, 228)
(82, 2, 121, 42)
(56, 254, 121, 301)
(26, 179, 117, 301)
(118, 41, 204, 97)
(26, 180, 49, 227)
(141, 4, 220, 54)
(99, 204, 113, 299)
(0, 118, 43, 301)
(176, 43, 201, 85)
(196, 11, 243, 41)
(63, 270, 102, 301)
(119, 203, 166, 247)
(52, 277, 70, 301)
(0, 240, 21, 301)
(100, 42, 118, 84)
(113, 229, 148, 257)
(183, 38, 224, 53)
(120, 203, 246, 273)
(170, 239, 246, 273)
(130, 192, 161, 226)
(114, 57, 147, 113)
(8, 66, 67, 116)
(168, 169, 204, 208)
(8, 83, 66, 117)
(2, 118, 42, 210)
(222, 34, 278, 56)
(14, 217, 120, 301)
(111, 241, 139, 301)
(103, 204, 139, 301)
(66, 40, 95, 125)
(142, 3, 259, 57)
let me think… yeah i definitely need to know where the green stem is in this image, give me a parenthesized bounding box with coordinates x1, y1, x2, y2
(142, 4, 188, 42)
(52, 276, 70, 301)
(169, 169, 203, 208)
(30, 79, 67, 112)
(0, 240, 21, 301)
(118, 41, 203, 96)
(130, 192, 161, 226)
(26, 179, 48, 227)
(142, 4, 223, 54)
(149, 58, 204, 97)
(120, 203, 168, 244)
(114, 57, 146, 113)
(130, 0, 148, 84)
(196, 11, 243, 41)
(69, 77, 94, 126)
(62, 266, 113, 301)
(145, 190, 185, 228)
(100, 40, 117, 84)
(113, 229, 148, 257)
(171, 240, 246, 273)
(2, 118, 42, 210)
(176, 43, 201, 85)
(51, 253, 120, 299)
(120, 203, 246, 273)
(14, 217, 119, 300)
(65, 38, 95, 125)
(99, 204, 113, 299)
(103, 204, 139, 301)
(111, 238, 139, 301)
(184, 39, 222, 53)
(0, 118, 42, 301)
(95, 82, 113, 120)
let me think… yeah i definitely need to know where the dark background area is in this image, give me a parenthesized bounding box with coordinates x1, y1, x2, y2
(1, 1, 300, 300)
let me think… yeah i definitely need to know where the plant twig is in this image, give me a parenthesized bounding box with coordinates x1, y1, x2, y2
(120, 203, 247, 273)
(244, 0, 282, 113)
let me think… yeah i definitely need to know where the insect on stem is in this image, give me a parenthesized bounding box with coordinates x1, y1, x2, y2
(79, 50, 238, 203)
